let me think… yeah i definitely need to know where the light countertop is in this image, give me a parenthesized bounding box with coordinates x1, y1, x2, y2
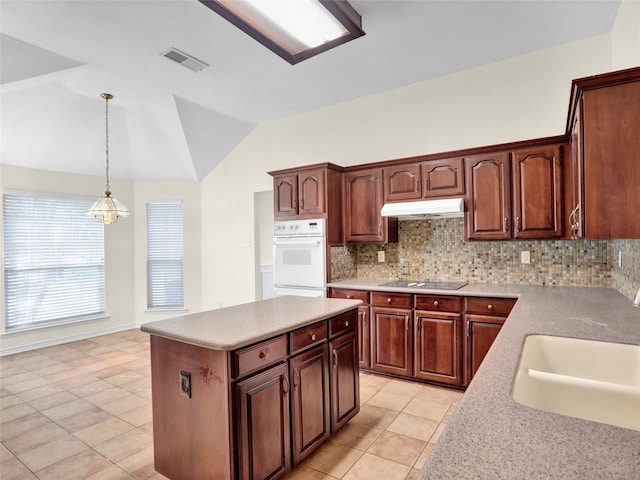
(329, 279, 640, 479)
(140, 295, 362, 351)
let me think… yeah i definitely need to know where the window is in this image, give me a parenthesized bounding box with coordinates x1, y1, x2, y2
(3, 191, 105, 330)
(146, 201, 184, 309)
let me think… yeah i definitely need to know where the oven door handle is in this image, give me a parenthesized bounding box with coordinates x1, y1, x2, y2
(273, 238, 323, 247)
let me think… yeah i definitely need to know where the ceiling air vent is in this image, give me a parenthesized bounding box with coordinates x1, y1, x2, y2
(162, 47, 209, 72)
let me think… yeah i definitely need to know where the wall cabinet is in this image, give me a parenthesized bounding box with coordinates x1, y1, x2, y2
(568, 70, 640, 239)
(269, 163, 344, 245)
(382, 158, 465, 203)
(464, 297, 517, 385)
(466, 145, 562, 241)
(414, 295, 463, 386)
(344, 167, 398, 243)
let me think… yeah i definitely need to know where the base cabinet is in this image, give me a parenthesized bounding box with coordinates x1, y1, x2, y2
(414, 311, 462, 385)
(330, 330, 359, 433)
(236, 363, 291, 480)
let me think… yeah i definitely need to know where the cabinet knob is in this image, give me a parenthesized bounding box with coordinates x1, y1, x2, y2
(310, 333, 316, 341)
(433, 300, 439, 306)
(487, 304, 493, 311)
(259, 351, 270, 360)
(346, 295, 352, 299)
(344, 320, 349, 327)
(387, 297, 392, 303)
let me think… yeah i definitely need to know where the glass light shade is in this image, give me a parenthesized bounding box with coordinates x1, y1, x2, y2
(87, 192, 131, 224)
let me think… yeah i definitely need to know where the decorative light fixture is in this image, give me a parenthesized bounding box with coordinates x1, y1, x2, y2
(198, 0, 364, 64)
(87, 93, 131, 224)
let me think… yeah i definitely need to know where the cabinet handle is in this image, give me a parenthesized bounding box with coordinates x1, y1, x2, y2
(379, 222, 382, 236)
(344, 320, 349, 327)
(282, 375, 290, 394)
(515, 217, 521, 233)
(310, 333, 316, 341)
(487, 304, 494, 311)
(259, 351, 270, 360)
(362, 311, 367, 326)
(406, 315, 410, 331)
(433, 300, 439, 307)
(346, 295, 352, 299)
(332, 349, 339, 367)
(504, 217, 509, 232)
(387, 297, 392, 304)
(300, 199, 304, 208)
(293, 369, 300, 388)
(466, 320, 470, 337)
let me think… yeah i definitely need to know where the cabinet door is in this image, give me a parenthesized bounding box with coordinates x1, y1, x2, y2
(465, 314, 506, 384)
(512, 146, 563, 239)
(371, 307, 413, 377)
(422, 158, 465, 198)
(274, 174, 298, 218)
(298, 168, 325, 216)
(358, 305, 371, 369)
(569, 100, 584, 239)
(236, 363, 291, 480)
(383, 164, 421, 202)
(465, 153, 511, 240)
(414, 311, 462, 385)
(330, 331, 360, 433)
(345, 168, 397, 243)
(290, 345, 330, 465)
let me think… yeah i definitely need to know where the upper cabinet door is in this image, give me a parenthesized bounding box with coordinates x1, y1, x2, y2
(511, 146, 563, 239)
(298, 168, 325, 216)
(465, 153, 511, 240)
(345, 168, 397, 243)
(422, 158, 465, 198)
(383, 164, 421, 202)
(274, 174, 299, 218)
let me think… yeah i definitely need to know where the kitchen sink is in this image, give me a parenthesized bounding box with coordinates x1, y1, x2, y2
(512, 335, 640, 431)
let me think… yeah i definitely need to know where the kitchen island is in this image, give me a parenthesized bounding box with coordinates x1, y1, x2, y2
(141, 295, 362, 480)
(328, 280, 640, 479)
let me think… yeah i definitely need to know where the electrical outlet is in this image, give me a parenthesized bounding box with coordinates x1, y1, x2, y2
(179, 370, 191, 398)
(378, 250, 385, 262)
(520, 251, 531, 264)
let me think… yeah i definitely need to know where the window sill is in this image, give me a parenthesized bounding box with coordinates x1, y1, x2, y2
(2, 314, 110, 338)
(145, 307, 188, 314)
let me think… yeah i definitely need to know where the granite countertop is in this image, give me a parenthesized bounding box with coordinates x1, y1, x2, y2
(140, 296, 362, 351)
(329, 279, 640, 479)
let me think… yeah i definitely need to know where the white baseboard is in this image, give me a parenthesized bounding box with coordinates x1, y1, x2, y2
(0, 323, 139, 356)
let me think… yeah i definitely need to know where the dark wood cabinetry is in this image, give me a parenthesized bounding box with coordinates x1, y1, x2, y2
(567, 69, 640, 239)
(236, 363, 291, 480)
(465, 153, 512, 240)
(327, 288, 370, 368)
(383, 163, 422, 201)
(422, 157, 465, 198)
(414, 295, 463, 386)
(370, 292, 413, 377)
(329, 329, 359, 433)
(269, 163, 344, 244)
(466, 145, 563, 241)
(345, 168, 398, 243)
(464, 297, 517, 384)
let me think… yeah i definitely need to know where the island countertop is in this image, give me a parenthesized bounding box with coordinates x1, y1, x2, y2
(140, 295, 362, 350)
(328, 280, 640, 479)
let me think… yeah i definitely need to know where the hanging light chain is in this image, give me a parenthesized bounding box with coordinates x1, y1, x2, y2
(102, 93, 113, 195)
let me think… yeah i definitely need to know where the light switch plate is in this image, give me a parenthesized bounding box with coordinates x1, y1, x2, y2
(520, 251, 531, 264)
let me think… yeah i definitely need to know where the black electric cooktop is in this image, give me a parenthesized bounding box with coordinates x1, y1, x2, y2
(380, 280, 468, 290)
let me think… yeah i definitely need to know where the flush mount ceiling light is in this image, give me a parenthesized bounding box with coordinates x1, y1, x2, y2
(87, 93, 131, 224)
(198, 0, 364, 64)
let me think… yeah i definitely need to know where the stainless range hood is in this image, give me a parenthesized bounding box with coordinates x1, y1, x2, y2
(381, 198, 464, 219)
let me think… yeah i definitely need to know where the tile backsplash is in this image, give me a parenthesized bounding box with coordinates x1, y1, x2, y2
(331, 218, 639, 300)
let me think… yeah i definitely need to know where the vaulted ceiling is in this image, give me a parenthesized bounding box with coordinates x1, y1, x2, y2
(0, 1, 621, 181)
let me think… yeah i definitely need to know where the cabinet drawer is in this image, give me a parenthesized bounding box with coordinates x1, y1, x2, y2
(328, 288, 369, 303)
(465, 297, 516, 316)
(233, 335, 288, 380)
(414, 295, 462, 313)
(371, 292, 412, 308)
(290, 321, 327, 356)
(329, 310, 357, 338)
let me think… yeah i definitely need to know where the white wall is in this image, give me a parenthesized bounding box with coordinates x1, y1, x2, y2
(612, 0, 640, 69)
(0, 164, 201, 353)
(200, 30, 619, 311)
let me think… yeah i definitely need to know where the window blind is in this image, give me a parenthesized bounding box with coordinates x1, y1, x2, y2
(3, 191, 105, 330)
(146, 201, 184, 309)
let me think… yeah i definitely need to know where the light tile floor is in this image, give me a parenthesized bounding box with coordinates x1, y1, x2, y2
(0, 329, 462, 480)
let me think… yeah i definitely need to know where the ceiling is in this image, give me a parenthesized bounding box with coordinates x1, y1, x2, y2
(0, 1, 621, 182)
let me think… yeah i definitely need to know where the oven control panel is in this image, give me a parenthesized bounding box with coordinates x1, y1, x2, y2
(274, 218, 325, 237)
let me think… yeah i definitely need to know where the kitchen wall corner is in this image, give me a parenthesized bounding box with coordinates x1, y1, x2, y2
(611, 239, 640, 301)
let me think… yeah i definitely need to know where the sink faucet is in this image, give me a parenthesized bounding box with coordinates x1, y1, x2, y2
(634, 287, 640, 307)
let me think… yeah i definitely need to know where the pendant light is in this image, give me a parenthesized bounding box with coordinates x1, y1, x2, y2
(87, 93, 131, 224)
